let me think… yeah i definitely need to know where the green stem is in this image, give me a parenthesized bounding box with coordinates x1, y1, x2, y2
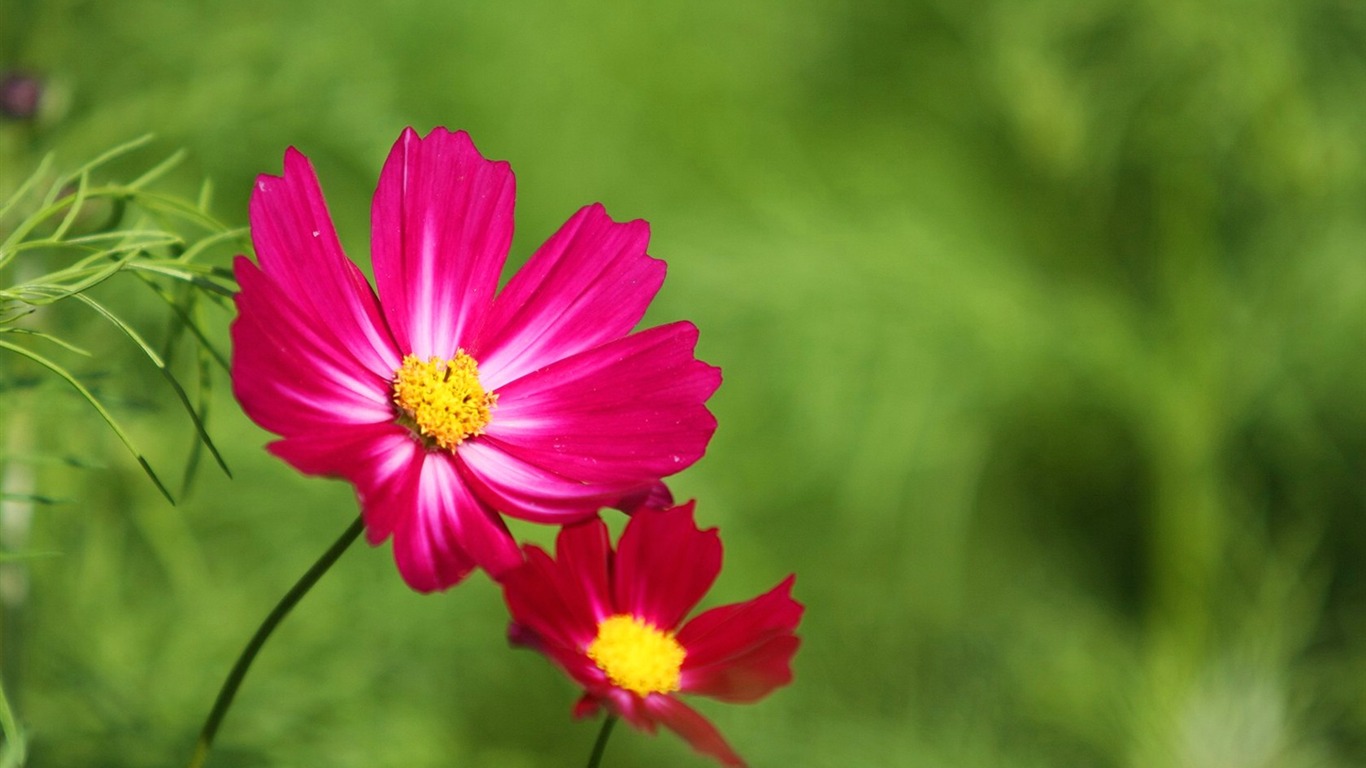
(585, 714, 618, 768)
(188, 516, 365, 768)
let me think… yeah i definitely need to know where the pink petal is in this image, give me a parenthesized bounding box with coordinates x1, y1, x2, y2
(247, 148, 398, 377)
(266, 423, 423, 543)
(613, 503, 721, 630)
(232, 257, 396, 436)
(643, 695, 746, 767)
(614, 481, 675, 514)
(458, 441, 647, 524)
(472, 204, 664, 389)
(484, 322, 721, 485)
(370, 127, 514, 358)
(392, 502, 476, 593)
(405, 454, 523, 590)
(273, 428, 518, 592)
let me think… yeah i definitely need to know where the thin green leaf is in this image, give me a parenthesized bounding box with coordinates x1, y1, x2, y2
(127, 149, 186, 191)
(179, 341, 220, 497)
(38, 167, 65, 211)
(11, 252, 142, 305)
(158, 282, 191, 365)
(32, 136, 148, 218)
(1, 193, 71, 253)
(72, 295, 230, 478)
(1, 135, 178, 255)
(0, 453, 104, 470)
(13, 227, 174, 249)
(0, 550, 59, 562)
(3, 233, 181, 273)
(0, 492, 67, 506)
(0, 666, 26, 768)
(125, 263, 237, 297)
(197, 178, 214, 211)
(0, 340, 174, 505)
(135, 274, 229, 372)
(3, 185, 129, 247)
(0, 152, 54, 226)
(0, 305, 35, 326)
(59, 133, 155, 187)
(132, 192, 231, 232)
(61, 454, 105, 469)
(179, 227, 248, 264)
(49, 170, 90, 243)
(0, 328, 91, 356)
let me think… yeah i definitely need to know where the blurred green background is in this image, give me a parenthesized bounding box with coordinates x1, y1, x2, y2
(4, 1, 1366, 765)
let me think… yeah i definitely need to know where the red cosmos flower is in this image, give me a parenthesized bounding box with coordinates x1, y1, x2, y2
(500, 503, 802, 767)
(231, 127, 721, 592)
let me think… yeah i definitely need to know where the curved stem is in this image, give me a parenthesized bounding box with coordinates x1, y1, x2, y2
(188, 516, 365, 768)
(585, 714, 618, 768)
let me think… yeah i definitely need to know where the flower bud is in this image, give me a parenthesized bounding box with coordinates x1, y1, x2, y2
(0, 71, 43, 121)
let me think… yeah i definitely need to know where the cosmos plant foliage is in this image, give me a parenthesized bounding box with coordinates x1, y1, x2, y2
(1, 137, 247, 764)
(0, 136, 243, 502)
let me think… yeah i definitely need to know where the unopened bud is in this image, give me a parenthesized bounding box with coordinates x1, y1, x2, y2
(0, 72, 43, 120)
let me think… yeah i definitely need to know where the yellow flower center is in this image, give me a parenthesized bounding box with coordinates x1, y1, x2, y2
(391, 351, 496, 451)
(586, 614, 685, 697)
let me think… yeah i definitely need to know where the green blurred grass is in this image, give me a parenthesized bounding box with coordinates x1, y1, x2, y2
(4, 0, 1366, 765)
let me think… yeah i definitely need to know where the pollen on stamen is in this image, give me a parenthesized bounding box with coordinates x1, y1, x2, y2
(587, 614, 686, 697)
(391, 351, 496, 451)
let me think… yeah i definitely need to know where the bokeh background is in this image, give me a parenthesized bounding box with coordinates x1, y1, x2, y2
(4, 1, 1366, 765)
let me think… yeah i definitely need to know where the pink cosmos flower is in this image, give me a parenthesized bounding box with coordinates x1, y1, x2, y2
(230, 127, 721, 592)
(500, 503, 802, 767)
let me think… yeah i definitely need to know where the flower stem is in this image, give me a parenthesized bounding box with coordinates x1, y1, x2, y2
(188, 516, 365, 768)
(586, 714, 618, 768)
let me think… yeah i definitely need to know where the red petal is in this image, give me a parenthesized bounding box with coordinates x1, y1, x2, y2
(681, 634, 800, 703)
(370, 127, 514, 358)
(599, 688, 656, 732)
(643, 696, 746, 767)
(501, 546, 579, 644)
(572, 695, 601, 720)
(500, 522, 609, 651)
(613, 503, 721, 630)
(502, 568, 609, 694)
(677, 575, 803, 669)
(501, 547, 611, 692)
(554, 516, 614, 624)
(473, 204, 664, 389)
